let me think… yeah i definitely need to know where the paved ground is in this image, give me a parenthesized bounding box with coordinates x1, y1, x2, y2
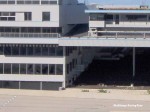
(0, 89, 149, 112)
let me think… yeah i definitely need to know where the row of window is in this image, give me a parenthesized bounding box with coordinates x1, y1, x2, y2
(90, 14, 150, 21)
(0, 12, 15, 16)
(0, 27, 62, 33)
(0, 46, 63, 56)
(0, 12, 50, 21)
(0, 0, 58, 5)
(0, 63, 63, 75)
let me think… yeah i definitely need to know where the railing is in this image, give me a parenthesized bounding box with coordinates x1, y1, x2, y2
(92, 31, 150, 39)
(0, 32, 60, 38)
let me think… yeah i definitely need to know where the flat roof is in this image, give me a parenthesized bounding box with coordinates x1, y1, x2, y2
(85, 10, 150, 14)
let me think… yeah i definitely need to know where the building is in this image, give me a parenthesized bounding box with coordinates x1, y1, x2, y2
(1, 2, 150, 90)
(0, 0, 88, 90)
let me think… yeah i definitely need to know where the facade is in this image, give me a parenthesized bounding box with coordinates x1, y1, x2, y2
(1, 2, 150, 90)
(86, 5, 150, 38)
(0, 0, 89, 90)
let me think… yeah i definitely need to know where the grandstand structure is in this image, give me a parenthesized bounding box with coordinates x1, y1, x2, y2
(0, 2, 150, 90)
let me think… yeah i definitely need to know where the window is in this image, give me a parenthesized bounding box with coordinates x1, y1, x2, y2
(42, 64, 48, 75)
(34, 64, 41, 75)
(12, 64, 19, 74)
(27, 46, 33, 56)
(49, 47, 55, 56)
(56, 64, 63, 75)
(0, 64, 3, 74)
(56, 47, 63, 56)
(24, 12, 32, 21)
(20, 64, 26, 74)
(12, 46, 19, 55)
(20, 47, 26, 55)
(105, 14, 113, 20)
(27, 64, 33, 74)
(49, 64, 55, 75)
(42, 12, 50, 21)
(90, 13, 104, 21)
(4, 46, 11, 55)
(42, 47, 48, 56)
(0, 46, 3, 55)
(4, 63, 11, 74)
(34, 47, 41, 56)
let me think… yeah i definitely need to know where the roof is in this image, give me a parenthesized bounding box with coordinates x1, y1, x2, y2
(85, 10, 150, 14)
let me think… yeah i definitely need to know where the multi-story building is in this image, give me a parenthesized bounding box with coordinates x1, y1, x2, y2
(0, 0, 89, 90)
(1, 2, 150, 90)
(86, 5, 150, 38)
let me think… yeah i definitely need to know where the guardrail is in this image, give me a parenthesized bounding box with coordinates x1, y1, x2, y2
(90, 31, 150, 38)
(0, 33, 60, 38)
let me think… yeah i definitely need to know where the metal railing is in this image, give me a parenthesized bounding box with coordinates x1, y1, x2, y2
(91, 31, 150, 39)
(0, 32, 60, 38)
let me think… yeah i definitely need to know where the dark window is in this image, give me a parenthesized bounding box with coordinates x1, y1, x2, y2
(8, 1, 15, 4)
(105, 14, 113, 20)
(0, 64, 3, 74)
(0, 46, 3, 55)
(20, 64, 26, 74)
(50, 1, 57, 4)
(56, 47, 63, 56)
(34, 47, 41, 56)
(8, 17, 15, 21)
(10, 12, 15, 16)
(49, 64, 55, 75)
(27, 64, 33, 74)
(27, 46, 33, 56)
(17, 1, 24, 4)
(2, 12, 9, 16)
(0, 1, 7, 4)
(41, 1, 49, 4)
(56, 64, 63, 75)
(0, 17, 7, 21)
(12, 46, 19, 55)
(4, 63, 11, 74)
(42, 64, 48, 75)
(20, 47, 26, 55)
(42, 47, 48, 56)
(49, 47, 55, 56)
(34, 64, 41, 75)
(12, 64, 19, 74)
(24, 12, 32, 21)
(90, 14, 104, 21)
(42, 12, 50, 21)
(4, 46, 11, 55)
(33, 1, 40, 4)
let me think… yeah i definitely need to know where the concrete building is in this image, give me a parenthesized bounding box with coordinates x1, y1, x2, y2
(1, 2, 150, 90)
(0, 0, 88, 90)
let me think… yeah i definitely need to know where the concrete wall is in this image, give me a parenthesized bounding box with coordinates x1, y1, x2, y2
(0, 5, 60, 27)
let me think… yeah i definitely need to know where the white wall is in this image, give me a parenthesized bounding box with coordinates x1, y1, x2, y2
(89, 21, 105, 27)
(0, 5, 60, 27)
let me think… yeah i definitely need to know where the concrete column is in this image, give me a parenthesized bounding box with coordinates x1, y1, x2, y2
(40, 82, 42, 90)
(19, 81, 21, 89)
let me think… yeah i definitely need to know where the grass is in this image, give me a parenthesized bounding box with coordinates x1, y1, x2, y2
(147, 90, 150, 94)
(98, 89, 107, 93)
(81, 89, 89, 92)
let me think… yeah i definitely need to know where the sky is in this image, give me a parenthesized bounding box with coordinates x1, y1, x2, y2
(78, 0, 150, 5)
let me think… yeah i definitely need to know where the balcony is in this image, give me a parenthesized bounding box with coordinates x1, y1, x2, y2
(0, 32, 60, 38)
(96, 31, 150, 39)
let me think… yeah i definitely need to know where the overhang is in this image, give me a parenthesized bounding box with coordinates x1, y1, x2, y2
(85, 10, 150, 14)
(0, 38, 59, 44)
(59, 37, 150, 47)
